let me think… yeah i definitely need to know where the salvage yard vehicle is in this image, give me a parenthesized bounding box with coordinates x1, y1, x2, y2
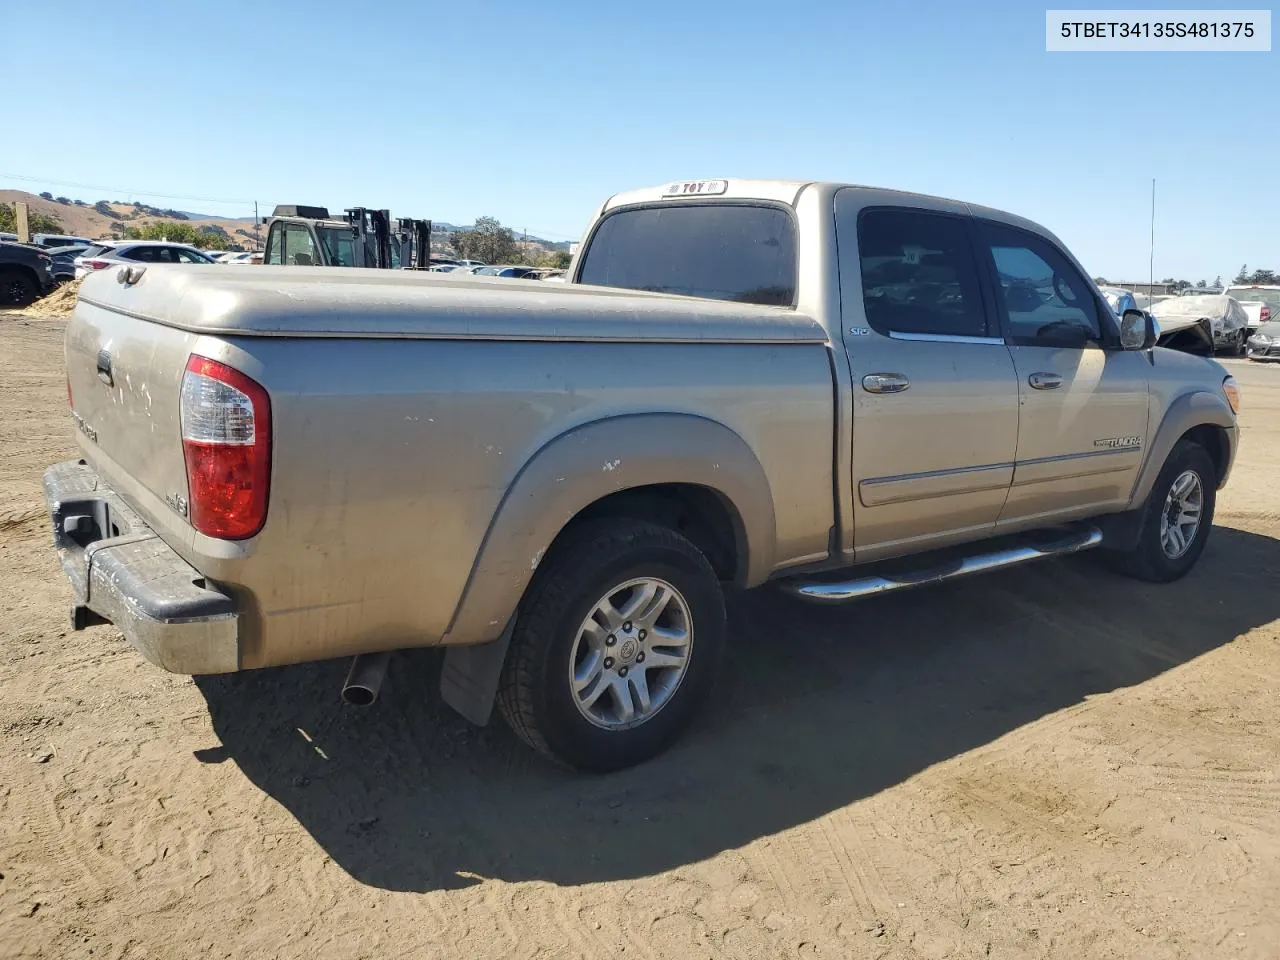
(0, 240, 56, 306)
(45, 179, 1240, 772)
(1149, 293, 1250, 356)
(1224, 284, 1280, 339)
(1246, 319, 1280, 361)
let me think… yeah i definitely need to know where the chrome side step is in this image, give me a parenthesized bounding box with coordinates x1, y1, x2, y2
(782, 526, 1104, 604)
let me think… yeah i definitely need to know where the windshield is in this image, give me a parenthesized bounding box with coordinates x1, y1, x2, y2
(80, 244, 115, 258)
(1225, 287, 1280, 311)
(317, 226, 358, 267)
(1254, 320, 1280, 337)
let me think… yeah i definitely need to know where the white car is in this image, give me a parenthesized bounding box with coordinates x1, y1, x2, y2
(214, 251, 259, 264)
(1149, 293, 1250, 355)
(74, 241, 217, 278)
(1222, 284, 1280, 335)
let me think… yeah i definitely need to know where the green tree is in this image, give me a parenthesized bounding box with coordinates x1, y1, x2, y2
(121, 221, 228, 251)
(450, 216, 520, 264)
(0, 202, 64, 235)
(1213, 275, 1223, 289)
(1093, 276, 1108, 285)
(55, 196, 70, 205)
(1234, 264, 1249, 283)
(38, 191, 53, 200)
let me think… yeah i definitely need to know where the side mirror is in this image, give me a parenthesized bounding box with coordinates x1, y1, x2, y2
(1121, 309, 1160, 350)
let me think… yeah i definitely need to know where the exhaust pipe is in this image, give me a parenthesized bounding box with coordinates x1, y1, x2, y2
(341, 651, 392, 706)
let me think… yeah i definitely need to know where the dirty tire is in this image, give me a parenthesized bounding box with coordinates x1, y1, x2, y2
(0, 268, 37, 307)
(496, 519, 726, 773)
(1112, 440, 1216, 583)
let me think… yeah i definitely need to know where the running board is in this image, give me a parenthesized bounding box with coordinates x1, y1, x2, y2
(781, 526, 1104, 604)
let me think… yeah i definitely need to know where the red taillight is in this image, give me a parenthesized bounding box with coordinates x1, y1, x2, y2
(180, 355, 271, 540)
(1262, 306, 1272, 323)
(86, 259, 111, 270)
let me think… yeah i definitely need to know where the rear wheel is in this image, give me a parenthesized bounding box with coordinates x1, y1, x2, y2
(0, 268, 37, 307)
(1112, 440, 1216, 582)
(496, 519, 726, 772)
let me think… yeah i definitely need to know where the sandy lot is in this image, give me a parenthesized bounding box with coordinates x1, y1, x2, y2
(2, 315, 1278, 959)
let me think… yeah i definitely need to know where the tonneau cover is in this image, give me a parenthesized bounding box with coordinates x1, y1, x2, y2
(76, 264, 829, 344)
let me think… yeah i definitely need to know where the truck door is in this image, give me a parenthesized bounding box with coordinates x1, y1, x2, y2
(835, 196, 1020, 561)
(975, 220, 1150, 524)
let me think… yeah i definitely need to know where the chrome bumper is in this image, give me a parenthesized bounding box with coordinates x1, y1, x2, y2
(42, 459, 240, 675)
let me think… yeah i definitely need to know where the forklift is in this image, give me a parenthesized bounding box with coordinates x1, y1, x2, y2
(263, 205, 433, 269)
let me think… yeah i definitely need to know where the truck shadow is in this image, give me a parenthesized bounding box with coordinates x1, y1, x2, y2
(195, 524, 1280, 892)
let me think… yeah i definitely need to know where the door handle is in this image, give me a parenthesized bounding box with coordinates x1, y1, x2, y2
(1028, 372, 1063, 390)
(862, 373, 910, 394)
(96, 349, 113, 387)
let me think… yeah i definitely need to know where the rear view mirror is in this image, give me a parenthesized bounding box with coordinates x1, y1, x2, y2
(1121, 309, 1159, 350)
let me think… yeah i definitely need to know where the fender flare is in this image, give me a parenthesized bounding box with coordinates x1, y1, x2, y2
(441, 413, 776, 647)
(1129, 388, 1236, 507)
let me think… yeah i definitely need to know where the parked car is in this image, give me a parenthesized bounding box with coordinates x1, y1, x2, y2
(0, 241, 56, 306)
(34, 233, 94, 249)
(214, 251, 259, 265)
(47, 244, 92, 282)
(1149, 294, 1250, 355)
(45, 178, 1239, 772)
(73, 241, 216, 278)
(1223, 284, 1280, 339)
(1245, 319, 1280, 361)
(474, 265, 540, 278)
(1099, 287, 1139, 316)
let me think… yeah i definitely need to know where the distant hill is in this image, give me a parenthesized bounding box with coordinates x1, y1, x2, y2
(0, 191, 264, 250)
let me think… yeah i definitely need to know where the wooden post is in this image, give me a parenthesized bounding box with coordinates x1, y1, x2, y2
(14, 201, 30, 243)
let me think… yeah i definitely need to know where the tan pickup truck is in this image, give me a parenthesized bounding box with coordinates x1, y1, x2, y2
(45, 179, 1240, 771)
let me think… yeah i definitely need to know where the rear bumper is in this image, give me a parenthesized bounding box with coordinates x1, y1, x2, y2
(43, 459, 240, 675)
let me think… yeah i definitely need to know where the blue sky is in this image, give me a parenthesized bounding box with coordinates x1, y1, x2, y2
(4, 1, 1275, 280)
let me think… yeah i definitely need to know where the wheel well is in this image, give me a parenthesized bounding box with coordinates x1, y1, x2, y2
(1183, 423, 1229, 484)
(0, 264, 37, 281)
(561, 484, 746, 586)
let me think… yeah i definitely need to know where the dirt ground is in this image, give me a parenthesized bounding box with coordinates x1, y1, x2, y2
(2, 314, 1278, 959)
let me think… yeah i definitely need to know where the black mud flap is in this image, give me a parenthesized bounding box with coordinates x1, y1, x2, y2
(439, 618, 515, 726)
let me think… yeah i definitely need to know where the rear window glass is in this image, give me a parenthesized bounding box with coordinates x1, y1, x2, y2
(82, 244, 114, 258)
(578, 204, 797, 306)
(1225, 287, 1280, 310)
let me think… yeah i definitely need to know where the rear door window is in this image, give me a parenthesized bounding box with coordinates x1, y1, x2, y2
(850, 207, 991, 338)
(578, 203, 797, 306)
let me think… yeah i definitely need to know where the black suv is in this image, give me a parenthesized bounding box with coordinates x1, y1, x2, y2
(0, 241, 56, 307)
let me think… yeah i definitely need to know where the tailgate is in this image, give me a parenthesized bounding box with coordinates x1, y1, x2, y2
(65, 298, 201, 541)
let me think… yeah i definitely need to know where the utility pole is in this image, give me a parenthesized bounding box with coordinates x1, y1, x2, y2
(254, 201, 261, 249)
(1148, 178, 1156, 296)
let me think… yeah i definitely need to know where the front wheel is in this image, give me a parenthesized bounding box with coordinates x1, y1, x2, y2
(0, 269, 37, 307)
(496, 520, 726, 772)
(1112, 440, 1216, 582)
